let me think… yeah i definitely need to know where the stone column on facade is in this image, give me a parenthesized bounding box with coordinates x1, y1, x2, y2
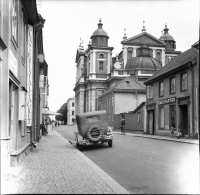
(132, 47, 137, 57)
(152, 48, 156, 58)
(123, 46, 127, 66)
(90, 52, 93, 73)
(80, 89, 85, 114)
(91, 88, 96, 112)
(161, 49, 165, 66)
(107, 52, 111, 74)
(93, 51, 96, 73)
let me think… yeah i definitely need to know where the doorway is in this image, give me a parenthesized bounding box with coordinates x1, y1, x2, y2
(179, 105, 188, 136)
(148, 110, 154, 135)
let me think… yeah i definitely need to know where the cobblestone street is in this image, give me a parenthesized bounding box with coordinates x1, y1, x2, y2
(6, 126, 128, 194)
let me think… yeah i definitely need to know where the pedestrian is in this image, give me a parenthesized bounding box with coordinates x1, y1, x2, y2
(44, 119, 49, 134)
(121, 118, 126, 135)
(52, 121, 55, 130)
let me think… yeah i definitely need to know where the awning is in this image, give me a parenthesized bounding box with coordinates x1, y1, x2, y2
(42, 109, 62, 116)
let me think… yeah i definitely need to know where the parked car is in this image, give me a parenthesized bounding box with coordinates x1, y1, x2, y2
(74, 110, 113, 151)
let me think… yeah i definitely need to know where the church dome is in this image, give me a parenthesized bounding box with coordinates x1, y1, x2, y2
(125, 44, 162, 72)
(160, 24, 175, 42)
(90, 19, 109, 38)
(125, 57, 162, 71)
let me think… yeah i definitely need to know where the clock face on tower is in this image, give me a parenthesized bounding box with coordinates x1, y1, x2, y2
(114, 62, 121, 69)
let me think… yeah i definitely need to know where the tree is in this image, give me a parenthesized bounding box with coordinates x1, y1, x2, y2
(55, 102, 68, 124)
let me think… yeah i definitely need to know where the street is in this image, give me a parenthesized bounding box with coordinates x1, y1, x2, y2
(56, 125, 199, 194)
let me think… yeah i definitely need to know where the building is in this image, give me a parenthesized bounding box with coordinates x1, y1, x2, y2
(67, 97, 75, 125)
(144, 41, 199, 139)
(98, 75, 146, 126)
(0, 0, 47, 183)
(74, 20, 181, 116)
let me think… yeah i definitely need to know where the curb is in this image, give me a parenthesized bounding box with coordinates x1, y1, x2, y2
(113, 131, 199, 145)
(56, 131, 130, 194)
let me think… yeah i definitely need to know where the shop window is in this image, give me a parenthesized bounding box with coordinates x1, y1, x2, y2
(181, 72, 187, 91)
(170, 105, 176, 129)
(159, 81, 164, 97)
(170, 77, 176, 94)
(159, 106, 164, 129)
(137, 112, 141, 123)
(99, 61, 104, 70)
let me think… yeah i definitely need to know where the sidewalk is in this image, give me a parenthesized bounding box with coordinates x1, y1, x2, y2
(113, 129, 199, 145)
(3, 126, 129, 194)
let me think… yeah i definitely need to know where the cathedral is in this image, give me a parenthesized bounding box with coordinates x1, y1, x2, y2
(74, 19, 181, 115)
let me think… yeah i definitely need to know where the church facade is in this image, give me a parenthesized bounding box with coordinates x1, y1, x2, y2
(74, 20, 181, 116)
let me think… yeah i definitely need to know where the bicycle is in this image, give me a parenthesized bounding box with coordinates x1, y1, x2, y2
(121, 125, 125, 135)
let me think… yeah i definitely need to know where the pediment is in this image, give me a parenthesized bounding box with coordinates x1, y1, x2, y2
(122, 32, 165, 46)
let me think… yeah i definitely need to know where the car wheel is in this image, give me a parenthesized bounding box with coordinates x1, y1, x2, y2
(108, 140, 112, 147)
(87, 125, 103, 142)
(78, 144, 83, 151)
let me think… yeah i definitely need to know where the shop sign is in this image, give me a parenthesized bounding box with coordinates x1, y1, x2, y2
(159, 97, 176, 105)
(9, 50, 18, 77)
(26, 25, 33, 126)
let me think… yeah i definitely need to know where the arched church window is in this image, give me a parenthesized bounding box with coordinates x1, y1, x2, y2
(156, 52, 161, 61)
(99, 61, 104, 70)
(128, 51, 132, 60)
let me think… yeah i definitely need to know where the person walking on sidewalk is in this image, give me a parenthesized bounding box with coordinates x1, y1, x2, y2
(121, 118, 126, 135)
(52, 120, 55, 130)
(45, 119, 49, 134)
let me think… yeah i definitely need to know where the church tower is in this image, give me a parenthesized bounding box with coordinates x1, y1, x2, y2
(74, 19, 114, 114)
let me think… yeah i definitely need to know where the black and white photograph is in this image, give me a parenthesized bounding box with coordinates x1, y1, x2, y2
(0, 0, 199, 194)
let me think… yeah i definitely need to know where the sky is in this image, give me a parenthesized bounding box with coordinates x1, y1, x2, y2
(38, 0, 199, 112)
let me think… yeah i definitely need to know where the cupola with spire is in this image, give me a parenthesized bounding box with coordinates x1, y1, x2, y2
(90, 19, 109, 47)
(160, 24, 176, 51)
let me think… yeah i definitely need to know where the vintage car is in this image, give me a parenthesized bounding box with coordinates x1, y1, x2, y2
(74, 110, 113, 151)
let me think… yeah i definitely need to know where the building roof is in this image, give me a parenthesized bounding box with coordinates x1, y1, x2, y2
(99, 76, 146, 98)
(129, 102, 146, 113)
(90, 19, 109, 38)
(144, 47, 198, 85)
(125, 56, 162, 71)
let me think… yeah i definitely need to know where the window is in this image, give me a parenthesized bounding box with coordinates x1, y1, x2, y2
(97, 89, 104, 97)
(12, 0, 18, 43)
(159, 106, 164, 129)
(137, 112, 141, 123)
(72, 111, 74, 115)
(170, 77, 176, 94)
(147, 85, 153, 99)
(159, 81, 164, 97)
(72, 102, 74, 107)
(99, 54, 104, 58)
(156, 52, 161, 61)
(99, 61, 104, 70)
(170, 105, 176, 129)
(21, 10, 26, 60)
(181, 73, 187, 91)
(128, 51, 132, 60)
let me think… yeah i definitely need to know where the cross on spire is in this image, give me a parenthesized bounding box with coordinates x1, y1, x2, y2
(142, 20, 146, 32)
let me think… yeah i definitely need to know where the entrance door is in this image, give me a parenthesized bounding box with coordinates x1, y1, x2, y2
(148, 110, 154, 135)
(179, 105, 188, 136)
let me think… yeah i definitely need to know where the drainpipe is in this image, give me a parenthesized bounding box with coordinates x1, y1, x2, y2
(188, 62, 194, 138)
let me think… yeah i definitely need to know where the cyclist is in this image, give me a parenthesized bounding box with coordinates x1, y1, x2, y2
(121, 118, 126, 135)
